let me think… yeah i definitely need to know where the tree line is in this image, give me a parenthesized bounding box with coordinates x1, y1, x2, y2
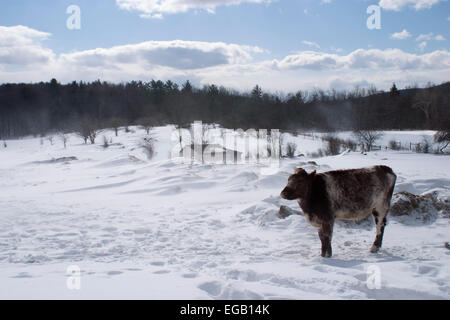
(0, 78, 449, 139)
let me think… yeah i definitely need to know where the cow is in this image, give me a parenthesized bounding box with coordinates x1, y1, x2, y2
(280, 165, 397, 257)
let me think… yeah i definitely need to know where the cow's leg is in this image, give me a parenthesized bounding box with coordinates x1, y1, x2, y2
(371, 209, 387, 253)
(318, 221, 334, 258)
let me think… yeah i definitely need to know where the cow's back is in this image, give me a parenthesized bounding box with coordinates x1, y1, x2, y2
(321, 166, 396, 221)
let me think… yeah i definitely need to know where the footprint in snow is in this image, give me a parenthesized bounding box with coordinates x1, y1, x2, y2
(198, 281, 223, 297)
(11, 272, 33, 278)
(353, 273, 368, 282)
(124, 268, 141, 271)
(153, 270, 171, 274)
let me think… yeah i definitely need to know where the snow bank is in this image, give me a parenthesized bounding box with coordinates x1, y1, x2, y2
(0, 126, 449, 299)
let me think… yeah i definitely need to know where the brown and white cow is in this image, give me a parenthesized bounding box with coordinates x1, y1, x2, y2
(280, 166, 397, 257)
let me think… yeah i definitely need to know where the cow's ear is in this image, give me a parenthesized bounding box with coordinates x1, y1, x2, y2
(295, 168, 306, 175)
(310, 170, 317, 177)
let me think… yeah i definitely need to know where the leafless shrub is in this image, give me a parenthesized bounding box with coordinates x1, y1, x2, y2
(321, 134, 357, 155)
(124, 126, 135, 134)
(309, 149, 325, 159)
(141, 136, 156, 159)
(343, 139, 357, 152)
(102, 136, 110, 149)
(323, 134, 341, 155)
(414, 143, 422, 153)
(285, 142, 297, 158)
(421, 137, 432, 154)
(389, 140, 401, 151)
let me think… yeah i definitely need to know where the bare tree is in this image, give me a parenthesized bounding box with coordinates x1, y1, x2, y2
(413, 89, 437, 128)
(367, 85, 378, 96)
(353, 130, 383, 152)
(89, 131, 97, 144)
(78, 118, 98, 144)
(59, 133, 68, 149)
(109, 118, 122, 137)
(190, 121, 212, 146)
(434, 131, 450, 153)
(139, 117, 154, 135)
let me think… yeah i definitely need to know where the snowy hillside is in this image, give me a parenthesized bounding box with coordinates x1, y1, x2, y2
(0, 126, 449, 299)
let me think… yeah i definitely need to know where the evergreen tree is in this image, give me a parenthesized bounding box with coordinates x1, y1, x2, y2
(251, 85, 262, 99)
(181, 80, 192, 94)
(390, 83, 400, 97)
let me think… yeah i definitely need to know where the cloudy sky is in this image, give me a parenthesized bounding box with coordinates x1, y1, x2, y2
(0, 0, 449, 91)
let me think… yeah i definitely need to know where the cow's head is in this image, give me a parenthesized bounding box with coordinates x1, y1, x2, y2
(280, 168, 316, 200)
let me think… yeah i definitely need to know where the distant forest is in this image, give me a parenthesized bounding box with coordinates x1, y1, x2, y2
(0, 79, 449, 139)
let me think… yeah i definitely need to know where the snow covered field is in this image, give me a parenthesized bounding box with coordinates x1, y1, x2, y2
(0, 126, 449, 299)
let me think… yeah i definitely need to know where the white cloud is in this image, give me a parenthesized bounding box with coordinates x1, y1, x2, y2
(272, 51, 339, 70)
(1, 25, 449, 92)
(416, 33, 447, 41)
(0, 25, 54, 66)
(116, 0, 273, 18)
(330, 46, 344, 53)
(414, 33, 446, 51)
(301, 41, 320, 49)
(419, 41, 428, 51)
(416, 33, 434, 41)
(271, 48, 450, 71)
(379, 0, 445, 11)
(60, 40, 263, 70)
(391, 29, 412, 40)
